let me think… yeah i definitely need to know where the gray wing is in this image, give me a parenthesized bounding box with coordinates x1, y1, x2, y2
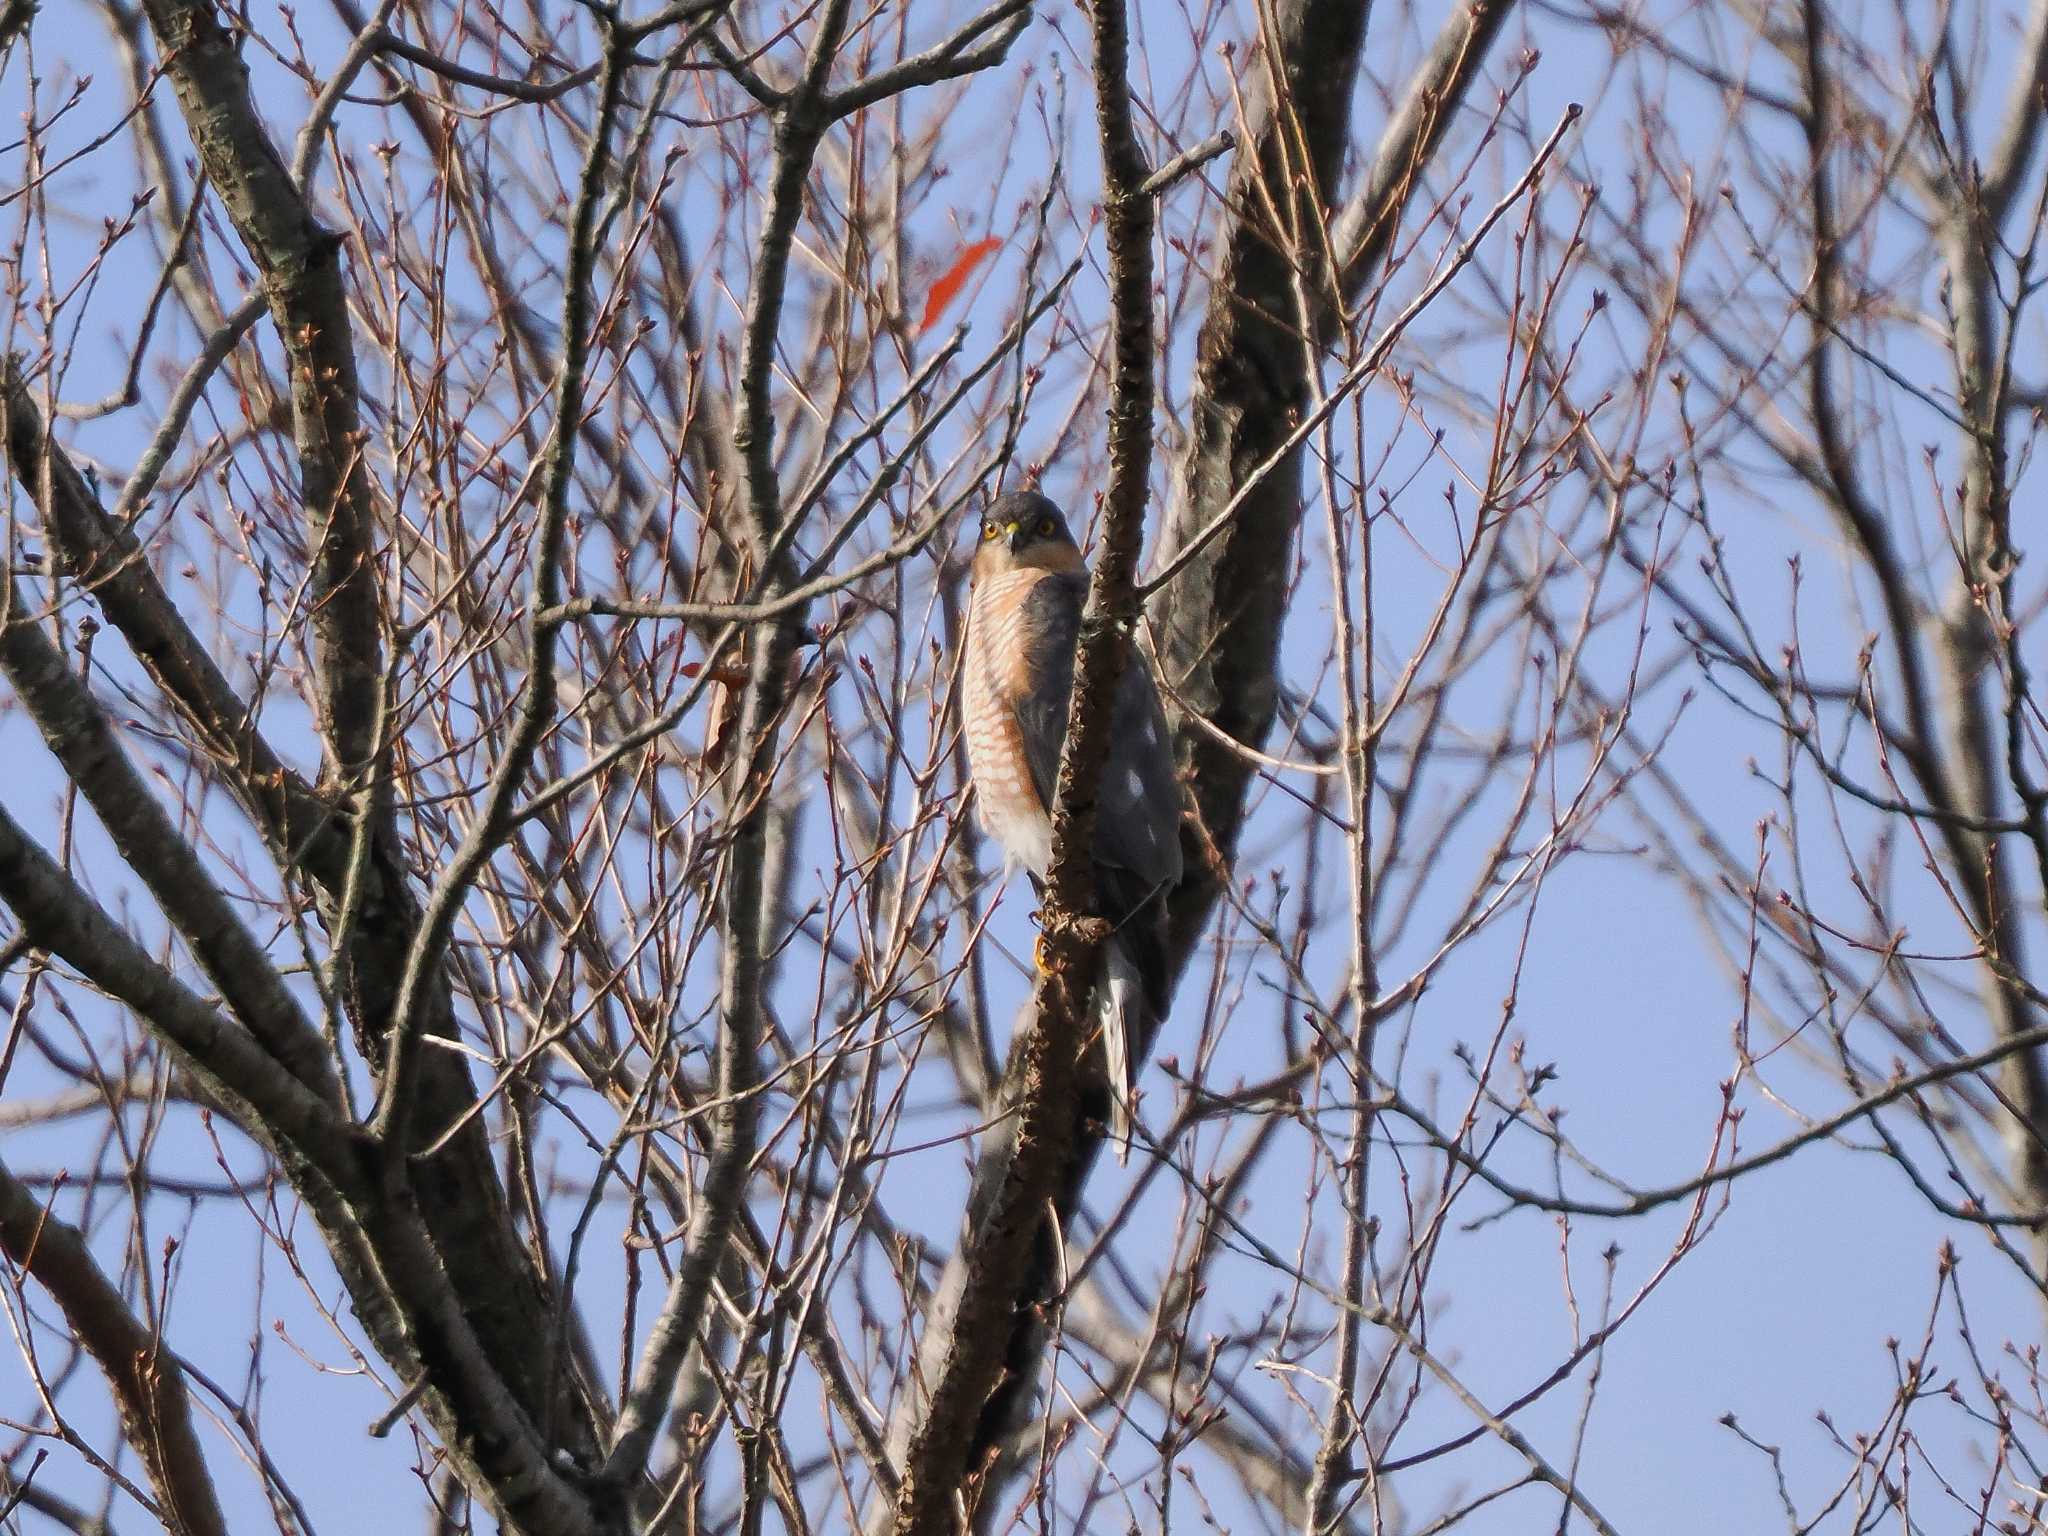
(1014, 575, 1183, 911)
(1098, 653, 1183, 895)
(1011, 572, 1084, 814)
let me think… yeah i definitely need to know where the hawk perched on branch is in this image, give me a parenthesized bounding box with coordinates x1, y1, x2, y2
(961, 490, 1183, 1156)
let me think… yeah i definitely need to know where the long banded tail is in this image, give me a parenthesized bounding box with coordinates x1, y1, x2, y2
(1098, 920, 1171, 1163)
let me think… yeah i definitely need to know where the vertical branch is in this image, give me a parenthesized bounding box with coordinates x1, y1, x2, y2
(876, 0, 1513, 1522)
(884, 4, 1155, 1530)
(137, 0, 385, 783)
(601, 0, 852, 1490)
(1930, 203, 2048, 1261)
(1151, 0, 1373, 953)
(1303, 375, 1379, 1535)
(373, 25, 633, 1143)
(1041, 0, 1156, 924)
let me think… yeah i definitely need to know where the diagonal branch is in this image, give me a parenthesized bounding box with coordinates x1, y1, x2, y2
(0, 1157, 230, 1536)
(1371, 1306, 1622, 1535)
(138, 0, 386, 784)
(0, 804, 355, 1171)
(0, 578, 336, 1100)
(0, 798, 608, 1531)
(8, 327, 588, 1464)
(822, 0, 1032, 119)
(1330, 0, 1520, 297)
(1976, 0, 2048, 226)
(2, 356, 316, 857)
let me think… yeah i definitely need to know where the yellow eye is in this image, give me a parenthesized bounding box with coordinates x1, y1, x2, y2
(1037, 517, 1056, 535)
(982, 524, 1001, 541)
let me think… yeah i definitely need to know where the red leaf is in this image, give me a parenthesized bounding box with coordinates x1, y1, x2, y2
(917, 237, 1001, 336)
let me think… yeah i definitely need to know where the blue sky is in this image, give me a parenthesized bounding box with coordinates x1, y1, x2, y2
(5, 0, 2048, 1531)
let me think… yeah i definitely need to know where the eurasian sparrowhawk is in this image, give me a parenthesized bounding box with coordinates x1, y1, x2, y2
(961, 490, 1182, 1156)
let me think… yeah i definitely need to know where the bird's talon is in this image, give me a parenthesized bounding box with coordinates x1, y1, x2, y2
(1034, 933, 1051, 974)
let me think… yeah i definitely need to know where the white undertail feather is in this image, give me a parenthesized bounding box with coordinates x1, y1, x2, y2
(1099, 938, 1143, 1163)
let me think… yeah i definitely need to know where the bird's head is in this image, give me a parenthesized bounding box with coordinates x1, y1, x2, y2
(973, 491, 1083, 574)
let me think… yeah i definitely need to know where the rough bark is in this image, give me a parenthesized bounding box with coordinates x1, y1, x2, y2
(872, 0, 1522, 1522)
(100, 1, 598, 1455)
(882, 3, 1159, 1529)
(0, 1158, 230, 1536)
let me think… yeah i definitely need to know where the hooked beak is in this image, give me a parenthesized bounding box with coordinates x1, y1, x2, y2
(1001, 521, 1022, 550)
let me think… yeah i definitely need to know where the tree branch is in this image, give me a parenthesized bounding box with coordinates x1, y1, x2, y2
(372, 19, 632, 1146)
(1331, 0, 1521, 295)
(822, 0, 1032, 119)
(602, 0, 855, 1489)
(0, 576, 336, 1100)
(875, 0, 1525, 1519)
(0, 1157, 229, 1536)
(6, 337, 588, 1468)
(884, 2, 1155, 1527)
(1977, 0, 2048, 226)
(0, 804, 355, 1171)
(2, 355, 309, 853)
(138, 0, 386, 783)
